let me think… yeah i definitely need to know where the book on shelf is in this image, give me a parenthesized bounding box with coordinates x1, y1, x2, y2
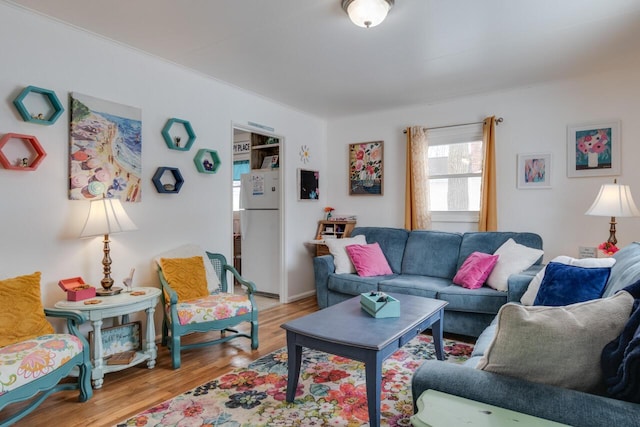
(329, 214, 357, 221)
(107, 350, 137, 365)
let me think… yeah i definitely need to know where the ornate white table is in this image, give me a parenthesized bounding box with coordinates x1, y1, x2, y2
(55, 287, 160, 389)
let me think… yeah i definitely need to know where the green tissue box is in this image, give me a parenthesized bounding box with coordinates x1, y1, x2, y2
(360, 292, 400, 318)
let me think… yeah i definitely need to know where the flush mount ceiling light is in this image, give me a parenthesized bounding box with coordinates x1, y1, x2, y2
(342, 0, 394, 28)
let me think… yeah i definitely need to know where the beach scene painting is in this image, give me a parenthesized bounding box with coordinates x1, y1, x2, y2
(69, 92, 142, 202)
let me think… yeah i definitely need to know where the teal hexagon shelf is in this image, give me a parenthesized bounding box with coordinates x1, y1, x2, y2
(152, 167, 184, 193)
(162, 118, 196, 151)
(194, 149, 220, 174)
(13, 85, 65, 125)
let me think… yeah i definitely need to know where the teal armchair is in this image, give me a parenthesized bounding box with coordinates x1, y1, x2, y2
(0, 309, 92, 426)
(158, 252, 259, 369)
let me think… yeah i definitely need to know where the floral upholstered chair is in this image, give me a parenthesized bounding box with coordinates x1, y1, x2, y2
(156, 245, 259, 369)
(0, 272, 92, 425)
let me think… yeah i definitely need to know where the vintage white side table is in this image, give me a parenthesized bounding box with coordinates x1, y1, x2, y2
(411, 389, 569, 427)
(55, 287, 161, 389)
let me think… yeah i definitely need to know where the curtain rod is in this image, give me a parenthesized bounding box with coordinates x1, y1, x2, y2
(403, 117, 503, 133)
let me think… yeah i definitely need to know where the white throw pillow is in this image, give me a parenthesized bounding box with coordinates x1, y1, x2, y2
(477, 291, 634, 392)
(154, 244, 221, 292)
(486, 239, 543, 291)
(324, 235, 367, 274)
(521, 255, 616, 305)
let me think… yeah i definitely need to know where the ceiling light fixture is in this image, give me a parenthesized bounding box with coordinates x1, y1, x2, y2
(342, 0, 394, 28)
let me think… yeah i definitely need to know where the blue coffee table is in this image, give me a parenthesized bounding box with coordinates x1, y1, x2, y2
(281, 292, 447, 427)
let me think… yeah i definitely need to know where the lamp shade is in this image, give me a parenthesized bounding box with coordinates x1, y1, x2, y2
(585, 183, 640, 217)
(342, 0, 393, 28)
(80, 198, 138, 238)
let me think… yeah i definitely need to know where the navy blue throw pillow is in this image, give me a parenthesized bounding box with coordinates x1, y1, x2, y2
(533, 262, 611, 306)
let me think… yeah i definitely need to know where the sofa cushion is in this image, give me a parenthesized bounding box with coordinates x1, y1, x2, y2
(378, 275, 450, 299)
(345, 243, 393, 277)
(327, 273, 391, 296)
(324, 235, 368, 274)
(401, 231, 462, 279)
(453, 252, 499, 289)
(533, 262, 611, 306)
(477, 292, 634, 392)
(486, 239, 544, 291)
(0, 272, 54, 348)
(437, 285, 507, 314)
(521, 256, 616, 305)
(351, 227, 409, 273)
(604, 242, 640, 297)
(457, 232, 543, 271)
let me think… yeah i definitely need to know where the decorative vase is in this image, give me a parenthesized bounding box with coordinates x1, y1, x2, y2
(588, 152, 599, 168)
(326, 212, 332, 221)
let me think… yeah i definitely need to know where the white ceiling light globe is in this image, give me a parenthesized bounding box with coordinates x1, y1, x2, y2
(345, 0, 393, 28)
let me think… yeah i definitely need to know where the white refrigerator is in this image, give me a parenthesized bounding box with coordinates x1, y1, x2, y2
(240, 170, 280, 296)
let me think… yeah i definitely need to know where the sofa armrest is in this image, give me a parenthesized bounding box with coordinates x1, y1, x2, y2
(506, 264, 543, 303)
(313, 255, 335, 309)
(412, 361, 640, 427)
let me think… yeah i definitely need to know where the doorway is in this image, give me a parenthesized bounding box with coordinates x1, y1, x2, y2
(232, 125, 283, 309)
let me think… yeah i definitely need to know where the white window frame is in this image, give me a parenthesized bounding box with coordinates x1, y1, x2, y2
(427, 123, 483, 223)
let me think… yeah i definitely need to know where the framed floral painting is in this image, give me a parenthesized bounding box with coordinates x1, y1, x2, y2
(567, 121, 620, 178)
(349, 141, 383, 195)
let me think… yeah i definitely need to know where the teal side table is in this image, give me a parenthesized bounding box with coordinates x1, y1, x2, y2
(411, 390, 569, 427)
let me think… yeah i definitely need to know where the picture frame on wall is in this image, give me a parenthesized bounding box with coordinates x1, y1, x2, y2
(517, 153, 551, 189)
(349, 141, 383, 195)
(567, 121, 620, 178)
(298, 168, 319, 200)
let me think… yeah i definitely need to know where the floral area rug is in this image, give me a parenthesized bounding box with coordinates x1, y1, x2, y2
(115, 335, 473, 427)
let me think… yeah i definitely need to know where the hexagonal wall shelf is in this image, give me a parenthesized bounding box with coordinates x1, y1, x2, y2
(152, 167, 184, 193)
(13, 85, 65, 125)
(0, 133, 47, 171)
(194, 149, 221, 174)
(162, 118, 196, 151)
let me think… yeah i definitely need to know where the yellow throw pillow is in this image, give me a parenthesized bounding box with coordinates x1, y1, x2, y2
(159, 256, 210, 302)
(0, 272, 54, 348)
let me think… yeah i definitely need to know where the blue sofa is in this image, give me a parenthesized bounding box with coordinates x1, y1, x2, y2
(411, 242, 640, 426)
(314, 227, 543, 337)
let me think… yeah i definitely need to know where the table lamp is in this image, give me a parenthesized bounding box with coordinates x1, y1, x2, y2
(80, 197, 137, 295)
(585, 179, 640, 246)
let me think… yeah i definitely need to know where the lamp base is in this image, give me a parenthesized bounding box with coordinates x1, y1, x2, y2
(96, 286, 123, 296)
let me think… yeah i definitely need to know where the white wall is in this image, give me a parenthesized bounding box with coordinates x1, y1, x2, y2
(327, 65, 640, 261)
(0, 3, 326, 331)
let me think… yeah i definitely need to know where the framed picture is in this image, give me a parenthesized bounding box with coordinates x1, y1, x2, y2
(89, 321, 141, 359)
(517, 153, 551, 189)
(567, 121, 620, 177)
(298, 169, 319, 200)
(349, 141, 383, 195)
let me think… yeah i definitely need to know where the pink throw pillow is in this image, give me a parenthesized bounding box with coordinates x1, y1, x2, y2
(453, 252, 500, 289)
(345, 243, 393, 277)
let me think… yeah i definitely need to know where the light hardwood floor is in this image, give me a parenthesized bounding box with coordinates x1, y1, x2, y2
(5, 296, 318, 427)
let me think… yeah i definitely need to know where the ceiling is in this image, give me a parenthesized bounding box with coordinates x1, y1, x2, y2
(6, 0, 640, 119)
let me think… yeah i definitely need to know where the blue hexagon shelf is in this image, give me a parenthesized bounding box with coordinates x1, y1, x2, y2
(13, 85, 65, 125)
(152, 167, 184, 193)
(194, 149, 221, 174)
(162, 118, 196, 151)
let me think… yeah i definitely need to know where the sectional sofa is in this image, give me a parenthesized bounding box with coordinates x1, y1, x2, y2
(411, 242, 640, 426)
(313, 227, 543, 337)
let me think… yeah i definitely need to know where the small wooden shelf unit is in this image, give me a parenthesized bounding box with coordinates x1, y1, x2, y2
(313, 220, 357, 256)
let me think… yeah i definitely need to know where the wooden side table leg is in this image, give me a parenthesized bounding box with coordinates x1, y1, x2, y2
(145, 305, 157, 369)
(91, 319, 105, 389)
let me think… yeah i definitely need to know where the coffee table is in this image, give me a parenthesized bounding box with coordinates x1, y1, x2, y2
(281, 292, 447, 427)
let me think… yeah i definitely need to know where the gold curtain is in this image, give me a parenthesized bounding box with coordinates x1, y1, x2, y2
(404, 126, 431, 230)
(479, 116, 498, 231)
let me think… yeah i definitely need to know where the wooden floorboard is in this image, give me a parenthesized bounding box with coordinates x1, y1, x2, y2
(4, 297, 318, 427)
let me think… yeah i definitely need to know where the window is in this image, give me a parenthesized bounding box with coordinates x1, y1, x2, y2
(427, 124, 483, 221)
